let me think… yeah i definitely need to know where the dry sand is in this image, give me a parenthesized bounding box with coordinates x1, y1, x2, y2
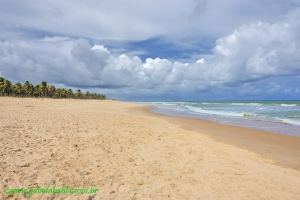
(0, 97, 300, 200)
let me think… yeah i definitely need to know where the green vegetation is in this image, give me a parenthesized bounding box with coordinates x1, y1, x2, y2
(0, 77, 106, 100)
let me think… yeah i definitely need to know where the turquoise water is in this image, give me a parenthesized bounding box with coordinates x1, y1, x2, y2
(146, 101, 300, 136)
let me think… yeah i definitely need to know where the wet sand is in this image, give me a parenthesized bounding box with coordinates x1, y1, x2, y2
(137, 106, 300, 170)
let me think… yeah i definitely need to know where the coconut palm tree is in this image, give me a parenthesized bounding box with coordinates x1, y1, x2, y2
(48, 85, 56, 98)
(34, 84, 42, 97)
(85, 91, 90, 99)
(67, 89, 73, 98)
(0, 77, 106, 99)
(76, 89, 82, 98)
(12, 82, 23, 96)
(0, 77, 5, 95)
(2, 79, 12, 96)
(40, 81, 48, 97)
(23, 81, 34, 97)
(61, 88, 67, 98)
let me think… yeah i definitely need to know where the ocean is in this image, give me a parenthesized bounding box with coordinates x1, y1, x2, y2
(143, 101, 300, 137)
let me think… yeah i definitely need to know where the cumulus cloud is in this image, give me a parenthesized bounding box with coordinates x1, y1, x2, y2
(0, 8, 300, 98)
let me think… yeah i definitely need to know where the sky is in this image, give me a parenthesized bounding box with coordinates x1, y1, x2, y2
(0, 0, 300, 100)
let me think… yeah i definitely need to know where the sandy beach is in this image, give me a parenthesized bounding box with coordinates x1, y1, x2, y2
(1, 97, 300, 200)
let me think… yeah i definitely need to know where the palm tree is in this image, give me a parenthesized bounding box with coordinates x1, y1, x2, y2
(12, 82, 23, 96)
(0, 77, 5, 95)
(23, 81, 34, 97)
(67, 89, 73, 98)
(55, 88, 61, 98)
(40, 81, 48, 97)
(34, 84, 41, 97)
(76, 89, 82, 98)
(0, 77, 106, 99)
(85, 91, 90, 99)
(3, 79, 12, 96)
(48, 85, 56, 98)
(61, 88, 67, 98)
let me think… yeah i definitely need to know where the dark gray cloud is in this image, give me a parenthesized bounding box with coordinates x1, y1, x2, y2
(1, 0, 299, 41)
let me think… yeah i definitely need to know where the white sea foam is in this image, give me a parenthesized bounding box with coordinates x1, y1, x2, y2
(279, 118, 300, 126)
(231, 103, 262, 106)
(200, 102, 222, 105)
(280, 104, 297, 107)
(185, 106, 244, 117)
(149, 101, 300, 136)
(151, 101, 300, 126)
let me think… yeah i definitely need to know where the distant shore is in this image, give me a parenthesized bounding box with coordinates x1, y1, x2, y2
(0, 97, 300, 199)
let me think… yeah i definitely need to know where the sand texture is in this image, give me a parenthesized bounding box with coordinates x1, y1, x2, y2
(0, 97, 300, 200)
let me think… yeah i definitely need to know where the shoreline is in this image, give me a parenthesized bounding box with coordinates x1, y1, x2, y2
(147, 102, 300, 137)
(130, 104, 300, 171)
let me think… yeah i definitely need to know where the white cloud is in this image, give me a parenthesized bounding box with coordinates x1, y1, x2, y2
(0, 8, 300, 97)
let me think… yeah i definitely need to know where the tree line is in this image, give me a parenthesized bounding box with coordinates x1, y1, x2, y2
(0, 77, 106, 100)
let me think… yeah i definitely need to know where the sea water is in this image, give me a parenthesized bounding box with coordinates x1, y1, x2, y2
(143, 101, 300, 137)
